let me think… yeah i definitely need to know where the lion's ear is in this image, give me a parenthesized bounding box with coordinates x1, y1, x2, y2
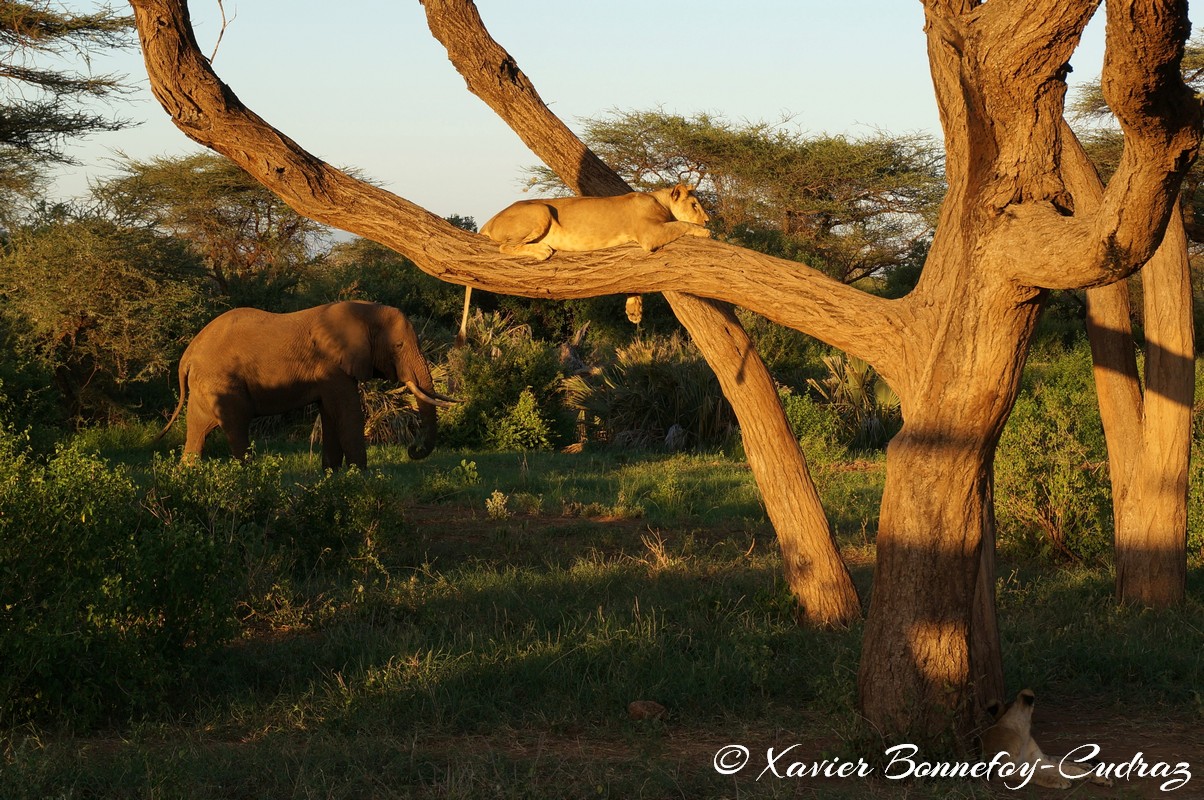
(670, 185, 685, 201)
(986, 701, 1004, 720)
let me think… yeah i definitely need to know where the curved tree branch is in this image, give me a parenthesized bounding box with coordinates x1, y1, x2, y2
(924, 0, 1200, 292)
(127, 0, 904, 376)
(985, 0, 1201, 290)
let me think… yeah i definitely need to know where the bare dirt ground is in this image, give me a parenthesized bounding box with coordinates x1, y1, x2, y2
(412, 707, 1202, 798)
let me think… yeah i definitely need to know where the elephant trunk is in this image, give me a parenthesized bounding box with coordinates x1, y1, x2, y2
(409, 394, 438, 461)
(397, 351, 455, 461)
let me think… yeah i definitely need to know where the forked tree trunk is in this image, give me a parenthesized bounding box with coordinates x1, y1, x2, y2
(1065, 131, 1195, 608)
(857, 266, 1042, 738)
(127, 0, 1200, 742)
(1086, 217, 1194, 607)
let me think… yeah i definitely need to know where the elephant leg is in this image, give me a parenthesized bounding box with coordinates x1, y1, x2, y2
(339, 402, 368, 469)
(212, 392, 253, 461)
(319, 405, 344, 471)
(323, 383, 367, 470)
(183, 409, 218, 461)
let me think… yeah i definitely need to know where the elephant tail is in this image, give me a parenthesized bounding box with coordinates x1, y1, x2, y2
(155, 356, 190, 442)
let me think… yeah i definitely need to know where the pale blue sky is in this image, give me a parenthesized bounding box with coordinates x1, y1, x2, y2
(54, 1, 1111, 227)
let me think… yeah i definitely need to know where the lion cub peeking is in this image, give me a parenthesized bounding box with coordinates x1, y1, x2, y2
(481, 185, 711, 261)
(980, 689, 1113, 789)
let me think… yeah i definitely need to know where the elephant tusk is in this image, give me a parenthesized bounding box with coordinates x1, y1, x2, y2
(405, 380, 459, 407)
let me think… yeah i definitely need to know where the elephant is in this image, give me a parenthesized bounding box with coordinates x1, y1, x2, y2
(158, 301, 456, 469)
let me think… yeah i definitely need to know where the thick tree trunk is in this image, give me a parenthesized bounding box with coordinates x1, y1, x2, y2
(858, 269, 1040, 738)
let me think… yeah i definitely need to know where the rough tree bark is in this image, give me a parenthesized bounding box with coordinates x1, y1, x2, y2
(853, 0, 1199, 740)
(1074, 141, 1194, 610)
(1068, 128, 1195, 609)
(126, 0, 1200, 741)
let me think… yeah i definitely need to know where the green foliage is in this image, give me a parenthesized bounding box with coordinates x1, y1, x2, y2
(807, 353, 901, 451)
(440, 313, 566, 449)
(145, 452, 289, 540)
(417, 458, 481, 502)
(735, 307, 829, 388)
(93, 153, 326, 307)
(0, 424, 417, 727)
(562, 334, 734, 450)
(0, 433, 240, 725)
(533, 109, 943, 283)
(0, 1, 132, 204)
(0, 213, 212, 422)
(488, 387, 553, 451)
(1190, 359, 1204, 555)
(995, 345, 1113, 561)
(778, 384, 847, 467)
(0, 334, 62, 449)
(305, 237, 464, 329)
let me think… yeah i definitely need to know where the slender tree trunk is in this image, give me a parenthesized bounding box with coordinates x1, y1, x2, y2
(418, 0, 862, 626)
(1093, 215, 1194, 602)
(1068, 131, 1194, 608)
(668, 295, 861, 624)
(1118, 213, 1194, 605)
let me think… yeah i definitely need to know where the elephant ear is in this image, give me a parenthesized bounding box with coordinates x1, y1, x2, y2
(339, 344, 374, 381)
(313, 304, 375, 381)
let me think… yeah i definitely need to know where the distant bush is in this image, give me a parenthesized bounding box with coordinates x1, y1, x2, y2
(995, 345, 1112, 561)
(562, 334, 735, 450)
(489, 387, 554, 451)
(806, 353, 901, 451)
(440, 312, 567, 449)
(778, 385, 847, 468)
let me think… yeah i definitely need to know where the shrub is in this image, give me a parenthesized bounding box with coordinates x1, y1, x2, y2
(995, 346, 1112, 561)
(806, 353, 901, 451)
(562, 333, 734, 450)
(778, 385, 847, 468)
(440, 312, 566, 448)
(488, 387, 553, 451)
(145, 452, 288, 541)
(0, 431, 417, 726)
(416, 458, 481, 502)
(0, 436, 241, 725)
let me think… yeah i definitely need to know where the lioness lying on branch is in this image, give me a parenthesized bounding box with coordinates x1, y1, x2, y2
(480, 185, 710, 324)
(480, 184, 711, 261)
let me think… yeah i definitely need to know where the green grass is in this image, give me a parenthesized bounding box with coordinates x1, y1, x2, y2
(2, 431, 1202, 799)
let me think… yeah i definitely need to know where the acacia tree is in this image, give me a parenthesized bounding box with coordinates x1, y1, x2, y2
(93, 153, 326, 303)
(0, 1, 132, 213)
(127, 0, 1200, 741)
